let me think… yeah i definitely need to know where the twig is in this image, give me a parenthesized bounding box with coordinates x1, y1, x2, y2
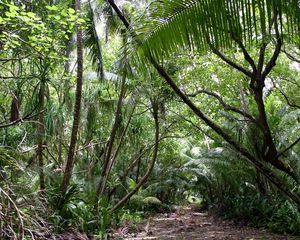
(262, 15, 282, 79)
(277, 136, 300, 158)
(187, 89, 257, 123)
(0, 187, 24, 239)
(282, 49, 300, 64)
(270, 77, 300, 109)
(0, 108, 44, 129)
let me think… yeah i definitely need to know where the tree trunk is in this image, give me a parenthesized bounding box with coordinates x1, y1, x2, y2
(96, 73, 126, 199)
(253, 87, 296, 181)
(106, 0, 300, 208)
(110, 101, 160, 213)
(154, 62, 300, 206)
(135, 156, 141, 184)
(10, 93, 20, 122)
(37, 81, 45, 193)
(60, 0, 83, 196)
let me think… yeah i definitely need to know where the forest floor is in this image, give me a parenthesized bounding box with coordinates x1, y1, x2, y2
(112, 206, 300, 240)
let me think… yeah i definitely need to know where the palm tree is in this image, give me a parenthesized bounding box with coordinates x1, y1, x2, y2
(106, 0, 300, 207)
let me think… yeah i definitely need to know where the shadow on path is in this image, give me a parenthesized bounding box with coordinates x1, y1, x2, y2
(113, 206, 299, 240)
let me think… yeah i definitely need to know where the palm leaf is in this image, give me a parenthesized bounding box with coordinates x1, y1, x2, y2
(102, 1, 125, 40)
(131, 0, 300, 61)
(84, 0, 104, 79)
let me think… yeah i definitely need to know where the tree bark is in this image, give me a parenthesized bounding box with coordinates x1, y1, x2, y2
(37, 81, 45, 193)
(110, 101, 160, 213)
(10, 93, 20, 122)
(96, 73, 126, 199)
(60, 0, 83, 196)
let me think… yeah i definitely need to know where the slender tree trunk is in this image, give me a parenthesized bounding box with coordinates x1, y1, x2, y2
(135, 156, 141, 183)
(110, 101, 160, 213)
(106, 103, 136, 182)
(57, 15, 74, 168)
(96, 73, 126, 199)
(60, 0, 83, 196)
(37, 81, 45, 192)
(58, 134, 63, 166)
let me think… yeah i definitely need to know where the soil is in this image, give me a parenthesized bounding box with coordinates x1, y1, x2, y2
(111, 206, 300, 240)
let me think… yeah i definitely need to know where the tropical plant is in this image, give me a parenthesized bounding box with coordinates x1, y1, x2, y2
(106, 0, 300, 207)
(1, 0, 300, 238)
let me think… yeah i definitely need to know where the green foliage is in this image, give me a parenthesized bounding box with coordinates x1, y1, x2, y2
(219, 194, 300, 235)
(0, 0, 82, 57)
(268, 200, 300, 234)
(48, 183, 96, 233)
(98, 196, 110, 237)
(1, 0, 300, 238)
(0, 147, 26, 173)
(132, 0, 300, 61)
(84, 4, 104, 79)
(142, 196, 162, 212)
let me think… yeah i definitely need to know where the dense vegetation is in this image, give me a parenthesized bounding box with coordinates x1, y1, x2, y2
(0, 0, 300, 238)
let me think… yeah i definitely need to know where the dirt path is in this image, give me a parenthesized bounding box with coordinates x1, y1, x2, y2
(112, 206, 299, 240)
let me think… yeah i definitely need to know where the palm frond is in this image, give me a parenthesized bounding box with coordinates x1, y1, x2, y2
(132, 0, 300, 61)
(103, 2, 125, 39)
(84, 0, 104, 79)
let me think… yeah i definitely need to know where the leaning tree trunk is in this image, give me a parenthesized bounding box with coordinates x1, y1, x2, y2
(60, 0, 83, 196)
(105, 0, 300, 208)
(96, 73, 126, 200)
(110, 100, 160, 213)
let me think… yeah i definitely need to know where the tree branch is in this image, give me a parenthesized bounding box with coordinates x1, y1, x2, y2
(170, 110, 218, 143)
(110, 101, 159, 213)
(277, 87, 300, 109)
(231, 35, 257, 72)
(262, 18, 282, 80)
(270, 77, 300, 109)
(0, 108, 42, 129)
(107, 0, 130, 29)
(282, 49, 300, 64)
(207, 41, 252, 78)
(277, 137, 300, 158)
(0, 75, 39, 79)
(187, 89, 257, 123)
